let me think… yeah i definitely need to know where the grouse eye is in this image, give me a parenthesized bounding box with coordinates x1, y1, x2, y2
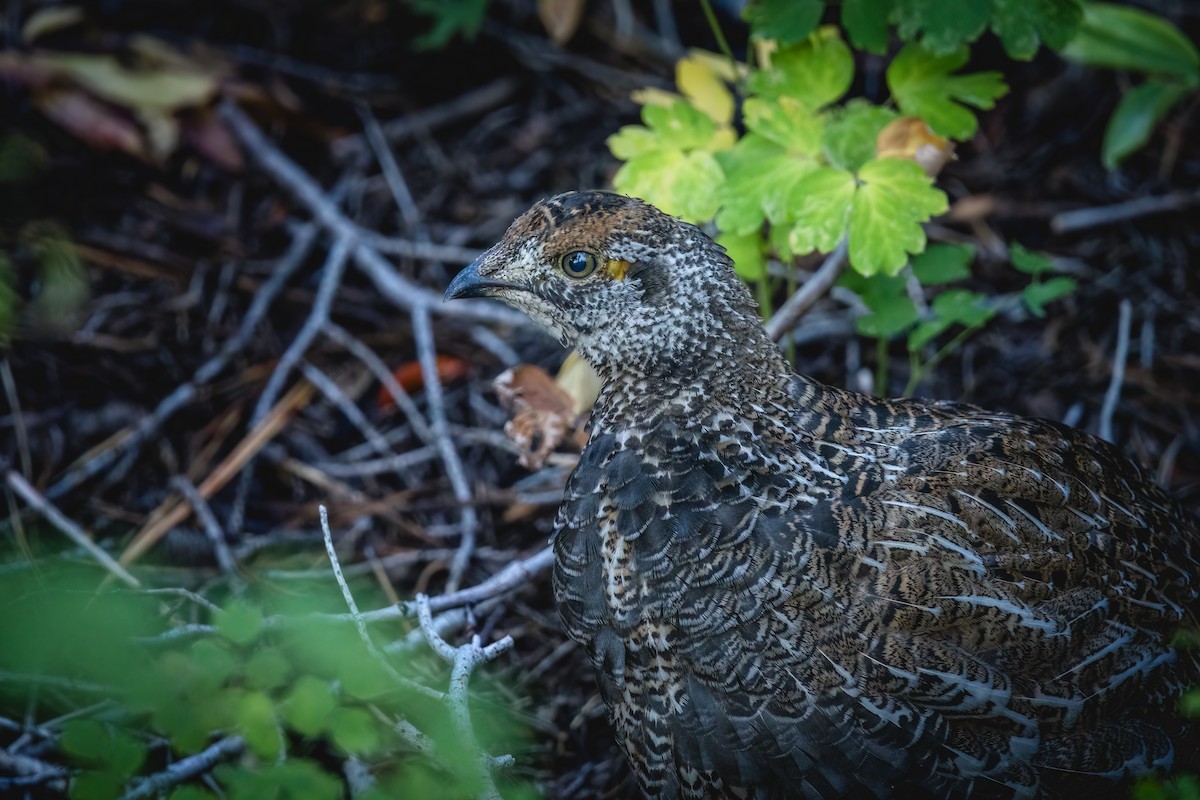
(560, 250, 598, 279)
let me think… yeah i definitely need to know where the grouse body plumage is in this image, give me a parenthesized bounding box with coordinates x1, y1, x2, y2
(445, 191, 1199, 799)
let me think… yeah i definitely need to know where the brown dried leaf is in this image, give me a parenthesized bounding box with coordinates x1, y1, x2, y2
(181, 109, 244, 172)
(36, 89, 147, 159)
(494, 364, 586, 470)
(876, 117, 956, 177)
(538, 0, 586, 45)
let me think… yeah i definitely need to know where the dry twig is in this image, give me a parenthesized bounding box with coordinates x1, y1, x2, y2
(765, 241, 848, 342)
(1099, 299, 1134, 444)
(5, 471, 139, 588)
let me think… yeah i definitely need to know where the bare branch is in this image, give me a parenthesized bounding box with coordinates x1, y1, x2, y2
(46, 225, 318, 500)
(5, 471, 139, 587)
(412, 306, 478, 592)
(221, 103, 529, 327)
(1099, 299, 1133, 444)
(765, 240, 848, 343)
(415, 594, 514, 800)
(119, 736, 245, 800)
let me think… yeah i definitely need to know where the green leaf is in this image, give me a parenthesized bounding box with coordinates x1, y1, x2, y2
(1009, 242, 1054, 275)
(744, 0, 824, 44)
(847, 158, 948, 276)
(168, 789, 218, 800)
(718, 232, 767, 281)
(908, 317, 952, 351)
(931, 289, 993, 326)
(328, 707, 381, 755)
(233, 690, 280, 760)
(61, 721, 146, 777)
(1102, 78, 1189, 169)
(842, 0, 893, 54)
(29, 225, 88, 330)
(822, 100, 898, 172)
(282, 676, 337, 737)
(607, 125, 664, 160)
(216, 600, 263, 645)
(893, 0, 989, 54)
(911, 242, 974, 284)
(411, 0, 489, 49)
(749, 27, 855, 109)
(715, 134, 805, 235)
(244, 647, 291, 691)
(989, 0, 1083, 60)
(857, 295, 919, 338)
(1022, 277, 1077, 317)
(188, 639, 238, 686)
(62, 720, 111, 763)
(0, 252, 15, 346)
(643, 101, 719, 151)
(781, 167, 857, 254)
(70, 771, 124, 800)
(613, 149, 724, 223)
(887, 43, 1008, 139)
(1061, 3, 1200, 82)
(1181, 688, 1200, 717)
(744, 96, 824, 156)
(0, 133, 47, 184)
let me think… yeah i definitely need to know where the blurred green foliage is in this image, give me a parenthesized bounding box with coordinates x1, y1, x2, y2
(0, 559, 535, 799)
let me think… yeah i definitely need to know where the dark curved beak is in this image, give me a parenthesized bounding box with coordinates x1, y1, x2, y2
(444, 259, 522, 301)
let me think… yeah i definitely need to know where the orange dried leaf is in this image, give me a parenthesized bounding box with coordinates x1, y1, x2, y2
(876, 117, 955, 177)
(377, 355, 468, 411)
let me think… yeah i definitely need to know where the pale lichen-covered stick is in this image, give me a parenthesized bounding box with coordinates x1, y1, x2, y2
(446, 191, 1199, 799)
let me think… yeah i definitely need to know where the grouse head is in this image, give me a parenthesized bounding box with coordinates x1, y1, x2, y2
(445, 191, 779, 381)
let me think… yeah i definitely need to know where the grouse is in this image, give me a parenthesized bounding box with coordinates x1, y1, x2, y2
(445, 191, 1199, 799)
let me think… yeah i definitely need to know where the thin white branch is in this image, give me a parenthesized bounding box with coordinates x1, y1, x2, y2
(46, 225, 318, 499)
(221, 102, 529, 327)
(5, 471, 139, 587)
(414, 594, 514, 800)
(119, 735, 245, 800)
(412, 305, 478, 592)
(318, 506, 445, 702)
(170, 476, 237, 575)
(1099, 299, 1133, 444)
(765, 240, 848, 342)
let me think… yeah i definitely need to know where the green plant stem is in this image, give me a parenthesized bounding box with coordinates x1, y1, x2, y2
(874, 336, 888, 397)
(756, 277, 774, 320)
(699, 0, 737, 69)
(904, 323, 983, 397)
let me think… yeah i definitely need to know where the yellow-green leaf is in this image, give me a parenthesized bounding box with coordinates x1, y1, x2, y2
(643, 101, 719, 151)
(718, 232, 767, 281)
(780, 167, 856, 254)
(613, 149, 724, 223)
(848, 158, 947, 275)
(716, 135, 819, 234)
(744, 96, 824, 156)
(749, 26, 854, 110)
(822, 100, 898, 172)
(677, 53, 736, 125)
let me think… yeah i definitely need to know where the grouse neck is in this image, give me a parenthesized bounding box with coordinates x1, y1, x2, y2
(588, 326, 795, 427)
